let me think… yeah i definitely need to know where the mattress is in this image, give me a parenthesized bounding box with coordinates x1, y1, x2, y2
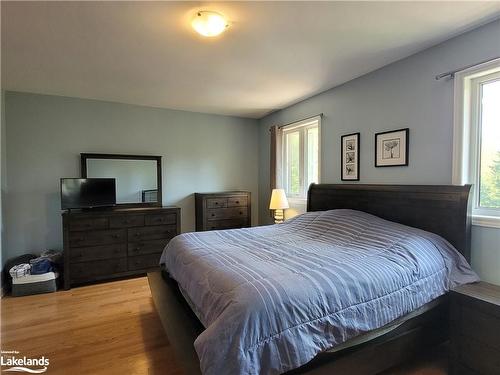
(161, 209, 478, 375)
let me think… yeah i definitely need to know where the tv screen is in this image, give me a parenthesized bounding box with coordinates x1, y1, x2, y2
(61, 178, 116, 209)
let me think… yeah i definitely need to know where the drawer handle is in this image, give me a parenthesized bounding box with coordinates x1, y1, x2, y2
(112, 234, 120, 239)
(235, 201, 240, 204)
(211, 213, 215, 217)
(215, 202, 219, 205)
(239, 211, 243, 215)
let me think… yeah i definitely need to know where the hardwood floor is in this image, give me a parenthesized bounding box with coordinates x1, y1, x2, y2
(1, 277, 448, 375)
(1, 277, 182, 375)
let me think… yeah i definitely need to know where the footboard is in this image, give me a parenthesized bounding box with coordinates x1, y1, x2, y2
(148, 270, 203, 375)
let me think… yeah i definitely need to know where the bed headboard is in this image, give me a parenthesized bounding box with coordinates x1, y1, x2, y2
(307, 184, 472, 261)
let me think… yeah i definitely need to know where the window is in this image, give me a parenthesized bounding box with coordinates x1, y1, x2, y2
(453, 59, 500, 227)
(282, 117, 320, 199)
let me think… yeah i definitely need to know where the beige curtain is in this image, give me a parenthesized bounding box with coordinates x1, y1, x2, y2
(270, 125, 283, 190)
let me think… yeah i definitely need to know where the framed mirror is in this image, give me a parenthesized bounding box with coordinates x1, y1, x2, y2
(81, 153, 162, 207)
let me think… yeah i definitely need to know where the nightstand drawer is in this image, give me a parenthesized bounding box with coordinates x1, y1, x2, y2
(450, 282, 500, 375)
(460, 337, 500, 375)
(454, 363, 480, 375)
(461, 305, 500, 351)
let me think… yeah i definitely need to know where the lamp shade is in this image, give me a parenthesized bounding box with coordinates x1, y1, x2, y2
(269, 189, 289, 210)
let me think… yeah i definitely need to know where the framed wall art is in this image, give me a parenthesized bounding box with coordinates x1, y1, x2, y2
(341, 132, 360, 181)
(375, 128, 409, 167)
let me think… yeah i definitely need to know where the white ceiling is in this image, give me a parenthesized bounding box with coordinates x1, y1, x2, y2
(2, 1, 500, 119)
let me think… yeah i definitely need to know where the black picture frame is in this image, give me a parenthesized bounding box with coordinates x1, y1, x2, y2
(374, 128, 409, 167)
(341, 132, 360, 181)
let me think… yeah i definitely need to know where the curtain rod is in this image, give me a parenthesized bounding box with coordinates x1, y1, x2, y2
(435, 56, 500, 80)
(276, 113, 323, 129)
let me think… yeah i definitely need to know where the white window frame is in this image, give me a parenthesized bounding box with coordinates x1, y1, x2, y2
(281, 116, 321, 201)
(453, 58, 500, 228)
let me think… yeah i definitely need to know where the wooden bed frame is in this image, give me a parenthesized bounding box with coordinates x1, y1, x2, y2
(148, 184, 472, 374)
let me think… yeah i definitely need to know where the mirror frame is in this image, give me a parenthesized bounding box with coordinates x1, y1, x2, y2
(80, 153, 162, 208)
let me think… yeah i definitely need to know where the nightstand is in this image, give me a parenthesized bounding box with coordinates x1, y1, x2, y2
(450, 282, 500, 375)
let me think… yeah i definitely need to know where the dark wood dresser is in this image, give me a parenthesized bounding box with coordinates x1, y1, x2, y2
(450, 281, 500, 375)
(63, 206, 180, 289)
(195, 191, 251, 231)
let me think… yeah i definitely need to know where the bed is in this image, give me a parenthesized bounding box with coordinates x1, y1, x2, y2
(148, 184, 477, 375)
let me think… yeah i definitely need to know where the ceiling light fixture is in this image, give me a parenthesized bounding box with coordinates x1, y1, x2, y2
(191, 11, 228, 37)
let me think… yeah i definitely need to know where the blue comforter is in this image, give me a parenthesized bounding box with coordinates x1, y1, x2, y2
(160, 209, 478, 375)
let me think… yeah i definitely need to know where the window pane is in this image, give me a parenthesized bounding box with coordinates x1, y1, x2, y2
(286, 132, 300, 195)
(479, 79, 500, 209)
(307, 127, 319, 187)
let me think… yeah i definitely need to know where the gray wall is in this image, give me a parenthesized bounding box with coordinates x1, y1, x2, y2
(3, 92, 259, 262)
(258, 19, 500, 284)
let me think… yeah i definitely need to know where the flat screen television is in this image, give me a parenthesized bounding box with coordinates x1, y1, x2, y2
(61, 178, 116, 210)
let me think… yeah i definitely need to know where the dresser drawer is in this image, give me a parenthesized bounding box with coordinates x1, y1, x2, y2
(206, 219, 248, 230)
(207, 207, 248, 221)
(128, 254, 161, 271)
(128, 239, 168, 256)
(206, 198, 227, 209)
(70, 258, 127, 283)
(128, 225, 177, 241)
(227, 196, 248, 207)
(69, 217, 108, 231)
(69, 229, 126, 247)
(109, 215, 145, 228)
(70, 244, 127, 263)
(145, 213, 177, 226)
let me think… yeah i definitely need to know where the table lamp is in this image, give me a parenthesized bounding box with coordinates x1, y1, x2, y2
(269, 189, 289, 224)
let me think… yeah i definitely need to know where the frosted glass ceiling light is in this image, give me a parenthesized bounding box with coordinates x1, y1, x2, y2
(192, 11, 228, 37)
